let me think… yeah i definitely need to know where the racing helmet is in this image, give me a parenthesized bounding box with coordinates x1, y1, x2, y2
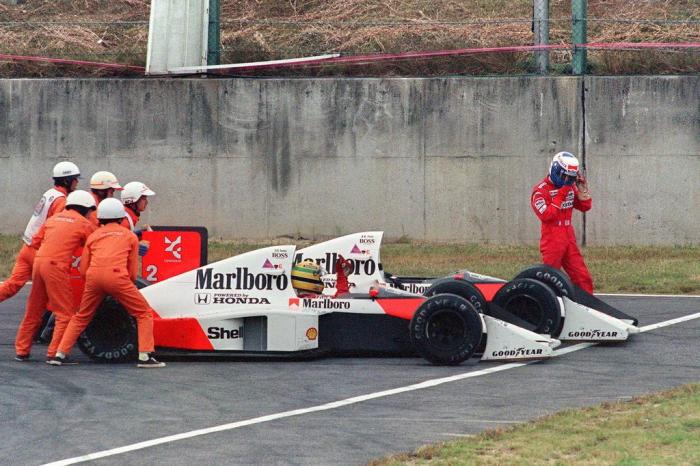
(90, 171, 123, 190)
(121, 181, 155, 204)
(549, 151, 580, 188)
(65, 190, 96, 209)
(291, 260, 324, 295)
(97, 198, 126, 219)
(53, 161, 81, 179)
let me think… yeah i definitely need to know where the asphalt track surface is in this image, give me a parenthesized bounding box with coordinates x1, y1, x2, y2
(1, 287, 699, 466)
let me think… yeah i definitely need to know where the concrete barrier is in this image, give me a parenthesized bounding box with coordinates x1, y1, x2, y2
(0, 76, 697, 244)
(584, 76, 700, 245)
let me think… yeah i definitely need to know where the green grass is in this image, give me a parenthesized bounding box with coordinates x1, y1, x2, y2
(205, 240, 700, 294)
(2, 234, 698, 294)
(371, 383, 700, 466)
(0, 235, 20, 278)
(377, 243, 700, 294)
(204, 238, 700, 294)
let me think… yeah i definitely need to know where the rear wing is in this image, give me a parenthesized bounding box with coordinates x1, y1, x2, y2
(141, 244, 297, 319)
(296, 231, 384, 295)
(141, 226, 208, 283)
(138, 228, 387, 296)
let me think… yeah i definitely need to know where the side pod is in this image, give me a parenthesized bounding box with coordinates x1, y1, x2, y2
(558, 296, 640, 341)
(481, 315, 561, 361)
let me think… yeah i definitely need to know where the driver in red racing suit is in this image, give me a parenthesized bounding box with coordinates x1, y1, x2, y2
(531, 152, 594, 294)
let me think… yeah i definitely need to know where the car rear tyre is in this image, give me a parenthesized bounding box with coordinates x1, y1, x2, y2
(77, 280, 147, 364)
(492, 278, 562, 335)
(77, 298, 138, 363)
(424, 279, 489, 315)
(410, 294, 484, 365)
(513, 265, 576, 300)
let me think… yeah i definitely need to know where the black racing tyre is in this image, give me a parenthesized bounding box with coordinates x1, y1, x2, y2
(513, 264, 576, 300)
(35, 312, 55, 344)
(38, 281, 148, 347)
(77, 297, 138, 363)
(410, 294, 484, 366)
(424, 279, 489, 315)
(492, 278, 562, 336)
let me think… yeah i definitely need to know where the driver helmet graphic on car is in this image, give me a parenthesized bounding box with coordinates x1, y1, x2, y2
(291, 260, 325, 298)
(291, 255, 354, 298)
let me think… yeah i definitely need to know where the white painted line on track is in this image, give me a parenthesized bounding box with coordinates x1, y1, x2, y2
(43, 363, 529, 466)
(42, 311, 700, 466)
(598, 293, 700, 298)
(639, 311, 700, 333)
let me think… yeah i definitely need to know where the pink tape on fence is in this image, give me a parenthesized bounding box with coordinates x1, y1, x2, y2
(208, 42, 700, 74)
(1, 42, 699, 74)
(0, 53, 145, 71)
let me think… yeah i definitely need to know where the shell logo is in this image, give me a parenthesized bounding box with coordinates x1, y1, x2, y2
(305, 327, 318, 341)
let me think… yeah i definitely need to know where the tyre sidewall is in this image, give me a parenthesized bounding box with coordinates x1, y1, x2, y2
(424, 279, 488, 315)
(514, 264, 576, 299)
(410, 294, 483, 365)
(77, 298, 138, 363)
(492, 278, 562, 335)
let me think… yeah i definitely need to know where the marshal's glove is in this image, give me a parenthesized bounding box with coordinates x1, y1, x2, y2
(138, 240, 150, 257)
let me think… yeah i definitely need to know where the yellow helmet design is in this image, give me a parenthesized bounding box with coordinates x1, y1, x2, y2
(291, 260, 324, 295)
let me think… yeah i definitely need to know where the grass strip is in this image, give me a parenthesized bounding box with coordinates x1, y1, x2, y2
(206, 239, 699, 294)
(372, 383, 700, 466)
(1, 235, 698, 294)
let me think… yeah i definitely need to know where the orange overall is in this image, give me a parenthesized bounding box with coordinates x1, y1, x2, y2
(0, 187, 67, 303)
(58, 223, 156, 355)
(86, 193, 101, 227)
(120, 206, 140, 231)
(14, 209, 96, 358)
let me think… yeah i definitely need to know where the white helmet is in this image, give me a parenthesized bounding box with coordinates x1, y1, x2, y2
(121, 181, 156, 204)
(97, 198, 126, 219)
(53, 161, 81, 178)
(66, 190, 96, 209)
(90, 171, 123, 190)
(549, 151, 580, 188)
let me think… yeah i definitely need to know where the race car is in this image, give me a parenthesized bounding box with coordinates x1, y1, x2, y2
(76, 232, 563, 366)
(297, 233, 639, 343)
(383, 265, 639, 342)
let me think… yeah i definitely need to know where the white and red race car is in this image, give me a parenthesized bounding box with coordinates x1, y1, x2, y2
(383, 266, 639, 342)
(76, 231, 637, 366)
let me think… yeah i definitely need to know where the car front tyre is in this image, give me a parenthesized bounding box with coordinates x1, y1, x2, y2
(410, 294, 483, 365)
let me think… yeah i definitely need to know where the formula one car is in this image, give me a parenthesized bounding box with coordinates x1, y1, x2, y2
(383, 266, 640, 342)
(77, 232, 563, 366)
(76, 231, 639, 366)
(278, 232, 638, 344)
(298, 237, 639, 342)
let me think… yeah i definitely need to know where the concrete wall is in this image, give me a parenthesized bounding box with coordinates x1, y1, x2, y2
(0, 76, 697, 245)
(584, 76, 700, 245)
